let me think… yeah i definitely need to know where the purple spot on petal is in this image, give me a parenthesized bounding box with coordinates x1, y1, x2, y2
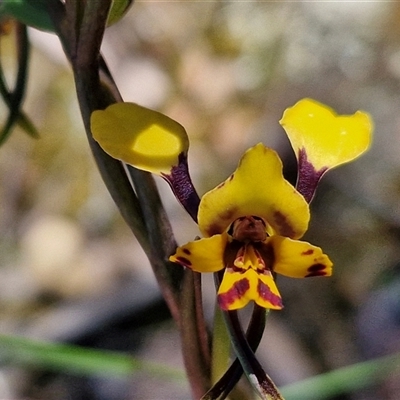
(305, 263, 328, 277)
(175, 256, 192, 267)
(183, 248, 191, 255)
(302, 249, 314, 256)
(218, 278, 250, 310)
(273, 211, 296, 238)
(221, 208, 237, 221)
(257, 280, 283, 308)
(207, 207, 238, 236)
(308, 263, 326, 272)
(208, 223, 223, 237)
(297, 148, 328, 203)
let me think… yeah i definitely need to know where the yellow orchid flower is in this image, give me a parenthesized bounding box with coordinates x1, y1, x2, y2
(170, 144, 333, 310)
(90, 99, 372, 311)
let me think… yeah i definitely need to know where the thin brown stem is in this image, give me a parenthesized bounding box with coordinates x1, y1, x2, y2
(180, 269, 211, 399)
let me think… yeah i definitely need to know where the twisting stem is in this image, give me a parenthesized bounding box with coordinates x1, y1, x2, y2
(202, 305, 267, 400)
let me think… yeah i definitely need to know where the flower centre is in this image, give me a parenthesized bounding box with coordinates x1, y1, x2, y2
(233, 243, 267, 273)
(224, 216, 274, 275)
(230, 216, 267, 242)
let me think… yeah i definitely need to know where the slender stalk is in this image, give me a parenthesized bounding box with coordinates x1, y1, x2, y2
(193, 271, 211, 370)
(128, 166, 184, 323)
(180, 269, 211, 398)
(44, 3, 210, 397)
(45, 0, 151, 251)
(204, 305, 267, 400)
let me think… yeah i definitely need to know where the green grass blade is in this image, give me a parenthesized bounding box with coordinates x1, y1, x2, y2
(0, 334, 186, 382)
(281, 351, 400, 400)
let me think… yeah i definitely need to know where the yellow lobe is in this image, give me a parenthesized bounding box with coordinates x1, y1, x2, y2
(169, 233, 228, 273)
(217, 268, 283, 310)
(269, 235, 333, 278)
(280, 98, 373, 171)
(198, 144, 310, 239)
(91, 103, 189, 175)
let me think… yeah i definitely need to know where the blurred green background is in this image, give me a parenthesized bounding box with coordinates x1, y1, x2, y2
(1, 1, 400, 399)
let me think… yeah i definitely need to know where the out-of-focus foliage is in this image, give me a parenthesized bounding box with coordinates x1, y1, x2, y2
(107, 0, 134, 26)
(0, 1, 55, 32)
(0, 20, 39, 144)
(1, 1, 400, 399)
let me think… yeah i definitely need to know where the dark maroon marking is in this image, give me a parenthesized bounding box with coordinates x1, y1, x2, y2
(218, 278, 250, 310)
(302, 249, 314, 256)
(207, 207, 238, 236)
(296, 148, 328, 203)
(257, 280, 283, 308)
(223, 239, 243, 268)
(175, 256, 192, 267)
(306, 271, 328, 277)
(255, 241, 275, 270)
(208, 223, 223, 237)
(229, 173, 234, 181)
(183, 248, 191, 255)
(162, 152, 201, 222)
(221, 208, 237, 221)
(307, 263, 326, 272)
(273, 211, 296, 238)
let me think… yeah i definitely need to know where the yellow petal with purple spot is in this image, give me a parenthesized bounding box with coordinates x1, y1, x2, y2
(257, 271, 284, 309)
(280, 98, 372, 171)
(217, 268, 283, 310)
(269, 235, 333, 278)
(198, 143, 310, 239)
(217, 269, 252, 310)
(169, 233, 228, 273)
(91, 103, 189, 175)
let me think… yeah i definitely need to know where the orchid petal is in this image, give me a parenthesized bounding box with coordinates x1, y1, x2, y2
(280, 98, 373, 202)
(269, 235, 333, 278)
(91, 102, 189, 175)
(169, 234, 228, 273)
(91, 103, 200, 220)
(198, 143, 310, 239)
(217, 268, 283, 310)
